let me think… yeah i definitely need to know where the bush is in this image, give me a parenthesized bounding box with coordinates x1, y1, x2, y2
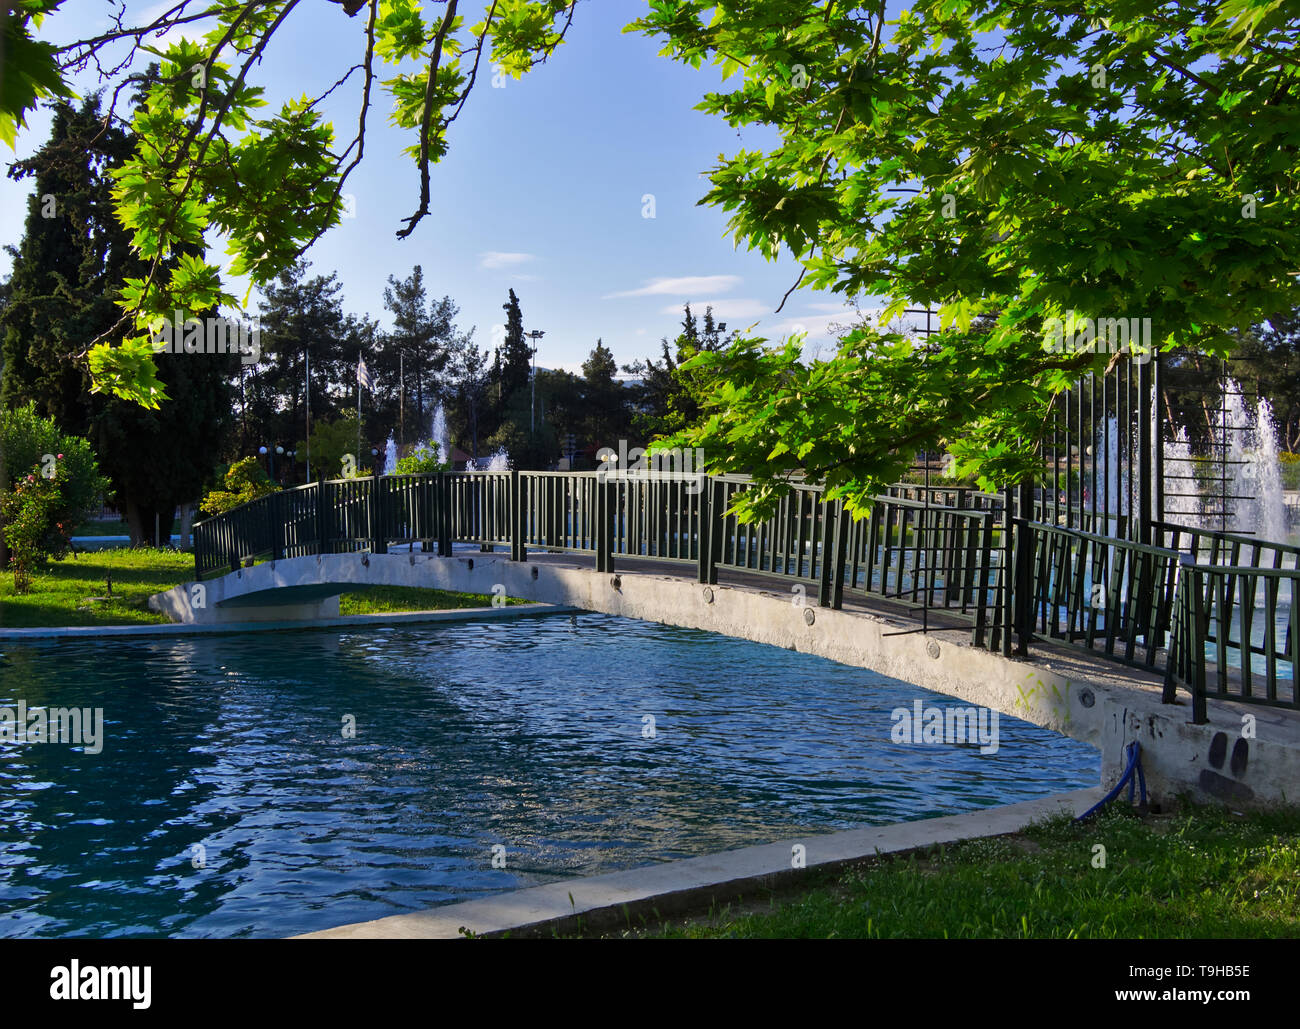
(0, 463, 75, 592)
(0, 405, 108, 590)
(1280, 452, 1300, 491)
(393, 442, 444, 475)
(1, 402, 106, 522)
(199, 456, 278, 515)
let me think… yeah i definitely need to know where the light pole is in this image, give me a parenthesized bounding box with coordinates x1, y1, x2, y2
(526, 329, 545, 433)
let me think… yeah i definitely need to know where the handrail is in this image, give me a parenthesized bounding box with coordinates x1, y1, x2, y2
(189, 470, 1299, 719)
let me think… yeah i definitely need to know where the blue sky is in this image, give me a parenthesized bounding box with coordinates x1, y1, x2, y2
(2, 0, 861, 374)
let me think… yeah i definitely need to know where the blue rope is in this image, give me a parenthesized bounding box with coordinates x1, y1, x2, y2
(1075, 741, 1146, 822)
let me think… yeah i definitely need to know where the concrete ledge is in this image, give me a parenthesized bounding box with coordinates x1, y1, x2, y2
(0, 602, 573, 641)
(296, 788, 1104, 939)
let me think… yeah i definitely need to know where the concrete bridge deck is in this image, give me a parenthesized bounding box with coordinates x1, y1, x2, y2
(150, 546, 1300, 809)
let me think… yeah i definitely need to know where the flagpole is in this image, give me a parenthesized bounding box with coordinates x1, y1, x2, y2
(305, 345, 312, 483)
(357, 353, 362, 470)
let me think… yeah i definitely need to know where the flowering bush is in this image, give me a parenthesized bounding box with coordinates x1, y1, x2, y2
(0, 461, 74, 593)
(1, 403, 105, 520)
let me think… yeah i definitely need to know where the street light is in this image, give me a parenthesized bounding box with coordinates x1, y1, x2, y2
(526, 329, 545, 433)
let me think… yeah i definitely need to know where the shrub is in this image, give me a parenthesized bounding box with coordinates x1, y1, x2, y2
(394, 442, 444, 475)
(1280, 452, 1300, 491)
(0, 462, 75, 592)
(199, 456, 278, 515)
(1, 402, 106, 522)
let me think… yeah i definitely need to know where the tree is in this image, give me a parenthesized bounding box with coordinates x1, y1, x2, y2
(446, 336, 492, 461)
(381, 266, 462, 443)
(580, 339, 629, 450)
(1234, 315, 1300, 451)
(296, 413, 362, 481)
(1, 94, 236, 544)
(627, 1, 1300, 517)
(4, 2, 1298, 524)
(624, 304, 735, 440)
(246, 261, 353, 469)
(498, 288, 531, 409)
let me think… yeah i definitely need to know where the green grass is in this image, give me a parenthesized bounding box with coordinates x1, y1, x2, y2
(0, 547, 192, 627)
(338, 585, 527, 615)
(0, 548, 521, 628)
(609, 806, 1300, 939)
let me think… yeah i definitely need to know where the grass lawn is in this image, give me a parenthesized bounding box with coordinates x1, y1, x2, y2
(338, 585, 527, 615)
(0, 547, 192, 627)
(584, 806, 1300, 939)
(0, 548, 521, 628)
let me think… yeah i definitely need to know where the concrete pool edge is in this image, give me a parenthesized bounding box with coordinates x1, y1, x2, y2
(295, 787, 1105, 940)
(0, 602, 577, 640)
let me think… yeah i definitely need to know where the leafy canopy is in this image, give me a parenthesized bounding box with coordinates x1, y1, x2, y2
(3, 1, 1298, 519)
(628, 0, 1300, 515)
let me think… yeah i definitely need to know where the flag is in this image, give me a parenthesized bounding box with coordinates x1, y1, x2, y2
(357, 356, 372, 391)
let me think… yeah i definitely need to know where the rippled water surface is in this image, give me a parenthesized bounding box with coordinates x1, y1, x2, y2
(0, 613, 1097, 937)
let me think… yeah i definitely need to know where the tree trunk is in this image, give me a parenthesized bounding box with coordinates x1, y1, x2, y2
(124, 500, 177, 547)
(178, 501, 196, 550)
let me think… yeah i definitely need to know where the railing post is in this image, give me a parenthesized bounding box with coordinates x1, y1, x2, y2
(270, 493, 284, 562)
(1187, 561, 1208, 725)
(368, 476, 387, 554)
(438, 473, 452, 556)
(999, 487, 1014, 656)
(316, 480, 332, 555)
(1013, 481, 1034, 656)
(510, 469, 526, 561)
(596, 476, 614, 573)
(832, 500, 849, 609)
(818, 498, 835, 607)
(698, 476, 719, 585)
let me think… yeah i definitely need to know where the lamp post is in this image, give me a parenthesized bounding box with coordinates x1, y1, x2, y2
(258, 445, 285, 483)
(526, 329, 545, 433)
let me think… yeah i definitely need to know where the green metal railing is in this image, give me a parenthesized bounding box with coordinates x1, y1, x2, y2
(192, 470, 1295, 718)
(194, 469, 1007, 647)
(1026, 521, 1183, 672)
(1163, 557, 1300, 723)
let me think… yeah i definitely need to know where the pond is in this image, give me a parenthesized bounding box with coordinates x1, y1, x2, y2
(0, 612, 1098, 938)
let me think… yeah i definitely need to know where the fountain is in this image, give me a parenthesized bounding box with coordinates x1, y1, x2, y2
(383, 435, 398, 476)
(1160, 425, 1201, 524)
(1220, 383, 1288, 540)
(467, 449, 509, 471)
(429, 404, 451, 469)
(1156, 378, 1287, 539)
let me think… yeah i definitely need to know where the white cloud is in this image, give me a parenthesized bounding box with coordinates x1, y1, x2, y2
(480, 251, 536, 270)
(769, 312, 849, 337)
(806, 301, 856, 313)
(605, 275, 741, 299)
(659, 298, 769, 320)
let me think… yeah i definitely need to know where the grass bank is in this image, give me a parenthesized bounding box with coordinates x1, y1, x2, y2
(584, 806, 1300, 939)
(0, 548, 518, 628)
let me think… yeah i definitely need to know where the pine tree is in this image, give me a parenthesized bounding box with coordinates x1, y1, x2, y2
(499, 288, 532, 408)
(581, 339, 628, 450)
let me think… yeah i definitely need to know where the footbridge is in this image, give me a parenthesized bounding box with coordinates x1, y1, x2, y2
(151, 470, 1300, 808)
